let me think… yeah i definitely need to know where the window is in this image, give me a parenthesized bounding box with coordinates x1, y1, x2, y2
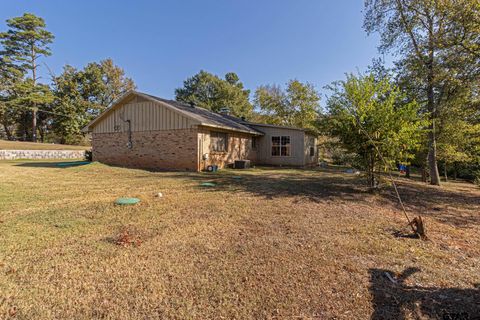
(211, 131, 228, 152)
(310, 146, 315, 157)
(271, 136, 291, 156)
(251, 137, 257, 150)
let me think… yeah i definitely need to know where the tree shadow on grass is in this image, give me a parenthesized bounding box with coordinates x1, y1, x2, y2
(171, 167, 480, 228)
(189, 169, 370, 203)
(375, 181, 480, 228)
(370, 267, 480, 320)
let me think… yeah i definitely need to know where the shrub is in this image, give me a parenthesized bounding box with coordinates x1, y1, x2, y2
(85, 150, 92, 162)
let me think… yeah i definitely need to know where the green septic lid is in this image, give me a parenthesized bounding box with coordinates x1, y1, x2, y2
(200, 182, 217, 187)
(115, 197, 141, 205)
(57, 161, 90, 167)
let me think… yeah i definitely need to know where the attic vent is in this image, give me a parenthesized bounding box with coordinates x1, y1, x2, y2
(219, 107, 230, 115)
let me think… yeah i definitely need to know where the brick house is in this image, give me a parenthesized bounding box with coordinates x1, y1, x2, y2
(83, 91, 318, 171)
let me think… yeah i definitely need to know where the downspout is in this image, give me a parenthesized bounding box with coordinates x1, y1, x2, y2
(125, 120, 132, 149)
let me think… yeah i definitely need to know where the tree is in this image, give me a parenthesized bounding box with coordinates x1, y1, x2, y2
(51, 60, 135, 143)
(175, 70, 253, 117)
(50, 65, 88, 144)
(0, 54, 24, 139)
(10, 78, 53, 141)
(0, 13, 54, 142)
(364, 0, 480, 185)
(437, 84, 480, 180)
(254, 80, 321, 131)
(81, 59, 135, 113)
(325, 74, 424, 188)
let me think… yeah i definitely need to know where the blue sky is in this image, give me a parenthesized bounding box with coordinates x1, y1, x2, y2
(1, 0, 389, 102)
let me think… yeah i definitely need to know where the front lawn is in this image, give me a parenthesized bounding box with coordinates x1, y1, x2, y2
(0, 161, 478, 319)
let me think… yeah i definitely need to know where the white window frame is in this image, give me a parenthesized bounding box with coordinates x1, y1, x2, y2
(271, 135, 291, 157)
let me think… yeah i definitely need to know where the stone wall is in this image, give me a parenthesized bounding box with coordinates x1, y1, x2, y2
(92, 128, 198, 171)
(0, 150, 86, 160)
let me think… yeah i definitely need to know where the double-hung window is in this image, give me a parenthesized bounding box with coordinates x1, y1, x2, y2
(271, 136, 291, 156)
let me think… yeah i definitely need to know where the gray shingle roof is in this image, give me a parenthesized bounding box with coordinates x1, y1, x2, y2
(143, 93, 263, 135)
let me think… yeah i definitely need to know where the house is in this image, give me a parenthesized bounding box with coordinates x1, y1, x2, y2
(82, 91, 318, 171)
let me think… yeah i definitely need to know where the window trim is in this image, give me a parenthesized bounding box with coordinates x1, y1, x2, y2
(271, 135, 291, 157)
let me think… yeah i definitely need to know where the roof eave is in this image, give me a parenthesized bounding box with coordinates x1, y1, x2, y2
(199, 123, 264, 136)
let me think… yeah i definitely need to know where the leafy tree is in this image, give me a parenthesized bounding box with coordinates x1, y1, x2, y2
(50, 65, 89, 144)
(364, 0, 480, 185)
(51, 60, 135, 143)
(0, 13, 54, 142)
(175, 70, 253, 117)
(325, 74, 424, 188)
(254, 80, 321, 131)
(81, 59, 135, 113)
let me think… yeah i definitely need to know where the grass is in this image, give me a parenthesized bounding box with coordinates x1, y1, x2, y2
(0, 161, 479, 319)
(0, 140, 90, 150)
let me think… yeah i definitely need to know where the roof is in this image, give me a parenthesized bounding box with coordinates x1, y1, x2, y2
(83, 90, 316, 136)
(220, 114, 318, 135)
(142, 94, 263, 135)
(82, 91, 262, 135)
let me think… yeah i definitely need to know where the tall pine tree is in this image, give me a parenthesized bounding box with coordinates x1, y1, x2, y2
(0, 13, 54, 142)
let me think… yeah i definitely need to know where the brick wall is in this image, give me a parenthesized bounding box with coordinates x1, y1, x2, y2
(0, 150, 85, 160)
(92, 128, 198, 171)
(197, 127, 256, 170)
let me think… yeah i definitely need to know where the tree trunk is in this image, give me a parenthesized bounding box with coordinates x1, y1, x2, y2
(427, 120, 440, 185)
(39, 124, 45, 143)
(368, 150, 377, 188)
(2, 123, 12, 140)
(444, 162, 448, 182)
(406, 165, 411, 179)
(31, 45, 37, 142)
(426, 16, 441, 186)
(32, 108, 37, 142)
(421, 164, 427, 183)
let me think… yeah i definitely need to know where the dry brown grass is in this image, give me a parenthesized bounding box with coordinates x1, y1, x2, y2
(0, 161, 478, 319)
(0, 140, 90, 150)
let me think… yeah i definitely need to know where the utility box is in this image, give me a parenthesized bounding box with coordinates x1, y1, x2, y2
(234, 160, 250, 169)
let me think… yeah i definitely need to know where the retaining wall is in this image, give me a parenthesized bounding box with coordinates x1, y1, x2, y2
(0, 150, 86, 160)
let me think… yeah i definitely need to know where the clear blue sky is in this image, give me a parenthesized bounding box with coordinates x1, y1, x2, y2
(1, 0, 388, 101)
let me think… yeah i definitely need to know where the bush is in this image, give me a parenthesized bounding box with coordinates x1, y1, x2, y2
(330, 148, 357, 166)
(85, 150, 92, 162)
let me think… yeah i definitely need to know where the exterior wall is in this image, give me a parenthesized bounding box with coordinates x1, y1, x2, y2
(197, 126, 256, 170)
(304, 134, 318, 166)
(92, 96, 198, 134)
(92, 128, 198, 171)
(249, 125, 307, 166)
(0, 150, 85, 160)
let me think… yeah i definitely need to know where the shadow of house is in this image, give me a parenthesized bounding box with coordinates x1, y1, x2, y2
(370, 267, 480, 320)
(14, 161, 91, 168)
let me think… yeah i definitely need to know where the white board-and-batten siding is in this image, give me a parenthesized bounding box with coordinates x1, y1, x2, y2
(92, 99, 197, 134)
